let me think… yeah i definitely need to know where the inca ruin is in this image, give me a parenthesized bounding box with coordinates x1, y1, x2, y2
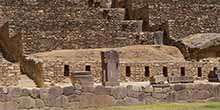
(0, 0, 220, 109)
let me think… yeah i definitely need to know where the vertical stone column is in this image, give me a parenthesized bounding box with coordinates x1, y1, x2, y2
(101, 50, 120, 86)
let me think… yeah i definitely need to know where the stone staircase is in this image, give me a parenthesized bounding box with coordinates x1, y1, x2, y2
(0, 0, 162, 54)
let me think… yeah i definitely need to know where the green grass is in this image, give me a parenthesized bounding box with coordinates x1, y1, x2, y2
(85, 102, 220, 110)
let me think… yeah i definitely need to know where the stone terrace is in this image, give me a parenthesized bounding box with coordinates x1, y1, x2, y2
(0, 0, 162, 54)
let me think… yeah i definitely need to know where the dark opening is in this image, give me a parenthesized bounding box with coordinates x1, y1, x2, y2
(126, 66, 131, 77)
(64, 65, 70, 76)
(104, 63, 108, 81)
(85, 65, 91, 71)
(198, 67, 202, 77)
(214, 67, 218, 71)
(163, 67, 168, 77)
(180, 67, 185, 76)
(145, 66, 150, 77)
(94, 2, 100, 7)
(88, 0, 94, 7)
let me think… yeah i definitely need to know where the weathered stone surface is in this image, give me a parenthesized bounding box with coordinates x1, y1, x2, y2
(175, 90, 192, 101)
(21, 88, 31, 96)
(68, 94, 80, 102)
(35, 99, 45, 108)
(127, 90, 141, 98)
(55, 95, 69, 108)
(0, 94, 11, 102)
(210, 85, 220, 97)
(173, 84, 186, 91)
(4, 101, 18, 110)
(94, 86, 112, 95)
(63, 86, 75, 96)
(8, 87, 22, 97)
(144, 86, 154, 93)
(152, 92, 168, 99)
(116, 97, 141, 106)
(111, 87, 128, 99)
(206, 97, 220, 102)
(192, 90, 211, 100)
(94, 95, 116, 107)
(79, 93, 96, 108)
(31, 89, 40, 98)
(17, 96, 35, 109)
(48, 86, 63, 98)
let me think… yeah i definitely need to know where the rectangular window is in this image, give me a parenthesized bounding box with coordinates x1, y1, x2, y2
(126, 66, 131, 77)
(163, 67, 168, 77)
(198, 67, 202, 77)
(145, 66, 150, 77)
(64, 65, 70, 76)
(85, 65, 91, 71)
(181, 67, 185, 76)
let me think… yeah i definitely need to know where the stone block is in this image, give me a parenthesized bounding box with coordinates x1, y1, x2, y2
(116, 97, 141, 106)
(4, 101, 18, 110)
(94, 86, 112, 95)
(111, 87, 128, 99)
(79, 93, 96, 108)
(7, 87, 22, 97)
(55, 95, 69, 108)
(175, 90, 192, 101)
(35, 99, 45, 108)
(21, 88, 31, 96)
(48, 86, 63, 98)
(173, 84, 186, 91)
(17, 96, 35, 109)
(31, 89, 40, 98)
(168, 76, 194, 83)
(192, 90, 211, 100)
(63, 86, 75, 96)
(94, 95, 116, 107)
(144, 86, 154, 93)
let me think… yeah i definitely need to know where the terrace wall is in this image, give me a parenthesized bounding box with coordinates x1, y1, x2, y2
(0, 84, 220, 109)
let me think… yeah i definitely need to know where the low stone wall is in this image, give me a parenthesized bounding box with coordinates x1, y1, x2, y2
(38, 60, 220, 85)
(0, 83, 220, 109)
(0, 58, 20, 86)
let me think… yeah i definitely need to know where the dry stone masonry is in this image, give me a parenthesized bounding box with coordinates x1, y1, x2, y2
(0, 84, 219, 110)
(0, 0, 220, 109)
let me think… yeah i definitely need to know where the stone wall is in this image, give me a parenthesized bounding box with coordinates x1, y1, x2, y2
(23, 31, 160, 54)
(0, 0, 164, 54)
(0, 84, 220, 109)
(147, 0, 220, 39)
(31, 60, 220, 85)
(20, 56, 44, 87)
(0, 58, 20, 86)
(114, 0, 220, 39)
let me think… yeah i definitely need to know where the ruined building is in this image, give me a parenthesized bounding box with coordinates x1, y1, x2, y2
(0, 0, 219, 87)
(0, 0, 220, 109)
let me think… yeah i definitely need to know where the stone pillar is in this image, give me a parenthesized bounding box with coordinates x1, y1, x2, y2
(101, 50, 120, 86)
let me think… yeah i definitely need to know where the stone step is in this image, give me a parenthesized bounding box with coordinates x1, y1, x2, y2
(13, 19, 143, 33)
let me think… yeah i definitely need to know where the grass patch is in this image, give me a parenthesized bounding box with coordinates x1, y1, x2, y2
(85, 102, 220, 110)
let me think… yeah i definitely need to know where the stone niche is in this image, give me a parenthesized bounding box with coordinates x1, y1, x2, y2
(101, 50, 120, 86)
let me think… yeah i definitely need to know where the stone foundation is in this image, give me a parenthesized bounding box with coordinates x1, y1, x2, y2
(0, 83, 220, 109)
